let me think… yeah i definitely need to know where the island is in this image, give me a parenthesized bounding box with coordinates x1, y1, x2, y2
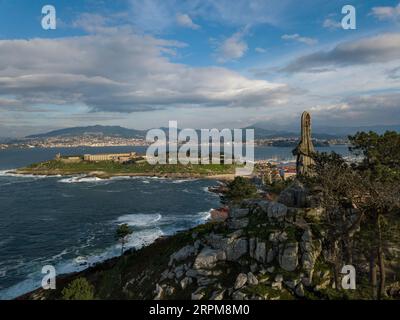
(13, 151, 240, 180)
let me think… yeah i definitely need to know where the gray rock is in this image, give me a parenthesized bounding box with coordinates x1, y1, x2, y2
(250, 263, 258, 273)
(197, 277, 217, 286)
(191, 287, 206, 300)
(278, 180, 308, 208)
(180, 277, 192, 290)
(275, 274, 284, 283)
(186, 269, 198, 278)
(210, 290, 225, 300)
(295, 283, 305, 297)
(267, 248, 275, 263)
(247, 272, 259, 286)
(193, 247, 226, 270)
(266, 266, 275, 273)
(228, 218, 249, 230)
(284, 279, 299, 290)
(234, 273, 248, 289)
(279, 243, 299, 271)
(230, 208, 249, 218)
(302, 229, 312, 242)
(267, 202, 288, 220)
(154, 283, 164, 300)
(225, 238, 248, 261)
(165, 285, 175, 296)
(160, 269, 169, 281)
(254, 240, 266, 263)
(249, 238, 256, 258)
(232, 290, 247, 300)
(169, 245, 196, 266)
(256, 200, 270, 213)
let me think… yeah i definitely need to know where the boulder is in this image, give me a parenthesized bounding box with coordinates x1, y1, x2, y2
(228, 218, 249, 230)
(225, 238, 248, 261)
(249, 238, 256, 258)
(267, 202, 288, 221)
(232, 290, 247, 300)
(266, 248, 275, 263)
(180, 277, 192, 290)
(169, 245, 195, 266)
(210, 290, 225, 300)
(193, 247, 226, 270)
(278, 180, 308, 208)
(247, 272, 259, 286)
(254, 240, 266, 263)
(279, 243, 299, 271)
(295, 283, 305, 297)
(154, 283, 164, 300)
(230, 208, 249, 219)
(191, 287, 206, 300)
(234, 273, 248, 289)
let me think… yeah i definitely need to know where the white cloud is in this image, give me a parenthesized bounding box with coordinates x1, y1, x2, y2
(176, 13, 200, 29)
(255, 47, 267, 53)
(371, 3, 400, 21)
(0, 29, 291, 114)
(282, 33, 400, 73)
(216, 30, 248, 63)
(310, 93, 400, 126)
(322, 18, 342, 30)
(281, 33, 318, 46)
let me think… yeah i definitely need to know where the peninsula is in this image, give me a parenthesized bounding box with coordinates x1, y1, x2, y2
(13, 152, 240, 180)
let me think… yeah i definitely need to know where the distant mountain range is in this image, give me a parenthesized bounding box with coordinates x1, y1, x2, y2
(250, 121, 400, 137)
(23, 123, 400, 141)
(26, 125, 147, 139)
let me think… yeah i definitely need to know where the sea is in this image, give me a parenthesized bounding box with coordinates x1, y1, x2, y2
(0, 145, 350, 299)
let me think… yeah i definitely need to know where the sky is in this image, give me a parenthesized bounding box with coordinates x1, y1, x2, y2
(0, 0, 399, 137)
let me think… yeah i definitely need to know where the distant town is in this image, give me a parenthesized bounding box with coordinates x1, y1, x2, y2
(0, 125, 349, 149)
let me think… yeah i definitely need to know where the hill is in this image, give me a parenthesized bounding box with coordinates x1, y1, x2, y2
(26, 125, 147, 139)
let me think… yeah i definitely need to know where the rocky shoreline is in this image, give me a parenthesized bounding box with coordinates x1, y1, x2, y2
(11, 169, 236, 181)
(14, 181, 361, 300)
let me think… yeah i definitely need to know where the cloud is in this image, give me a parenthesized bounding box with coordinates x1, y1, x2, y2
(128, 0, 288, 32)
(281, 33, 400, 73)
(281, 34, 318, 45)
(176, 13, 200, 29)
(310, 93, 400, 125)
(255, 47, 267, 53)
(322, 18, 342, 30)
(216, 30, 249, 63)
(388, 66, 400, 79)
(370, 3, 400, 21)
(0, 29, 293, 114)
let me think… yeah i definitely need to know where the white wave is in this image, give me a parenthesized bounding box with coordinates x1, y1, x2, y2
(0, 170, 48, 179)
(170, 179, 197, 184)
(58, 176, 105, 184)
(116, 213, 162, 227)
(0, 226, 164, 300)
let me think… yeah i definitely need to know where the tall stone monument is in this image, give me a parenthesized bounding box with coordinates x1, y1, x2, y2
(293, 111, 315, 176)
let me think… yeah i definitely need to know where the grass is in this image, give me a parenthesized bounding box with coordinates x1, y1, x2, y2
(21, 160, 238, 177)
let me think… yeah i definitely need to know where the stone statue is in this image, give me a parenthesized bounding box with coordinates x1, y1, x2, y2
(293, 111, 315, 176)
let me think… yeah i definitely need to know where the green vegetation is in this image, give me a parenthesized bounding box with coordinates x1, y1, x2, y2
(61, 277, 95, 300)
(306, 130, 400, 300)
(222, 176, 258, 204)
(115, 224, 133, 255)
(20, 160, 237, 177)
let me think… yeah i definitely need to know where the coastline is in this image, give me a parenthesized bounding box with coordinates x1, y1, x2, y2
(10, 169, 237, 181)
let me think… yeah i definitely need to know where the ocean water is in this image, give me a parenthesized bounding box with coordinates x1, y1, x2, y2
(0, 145, 350, 299)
